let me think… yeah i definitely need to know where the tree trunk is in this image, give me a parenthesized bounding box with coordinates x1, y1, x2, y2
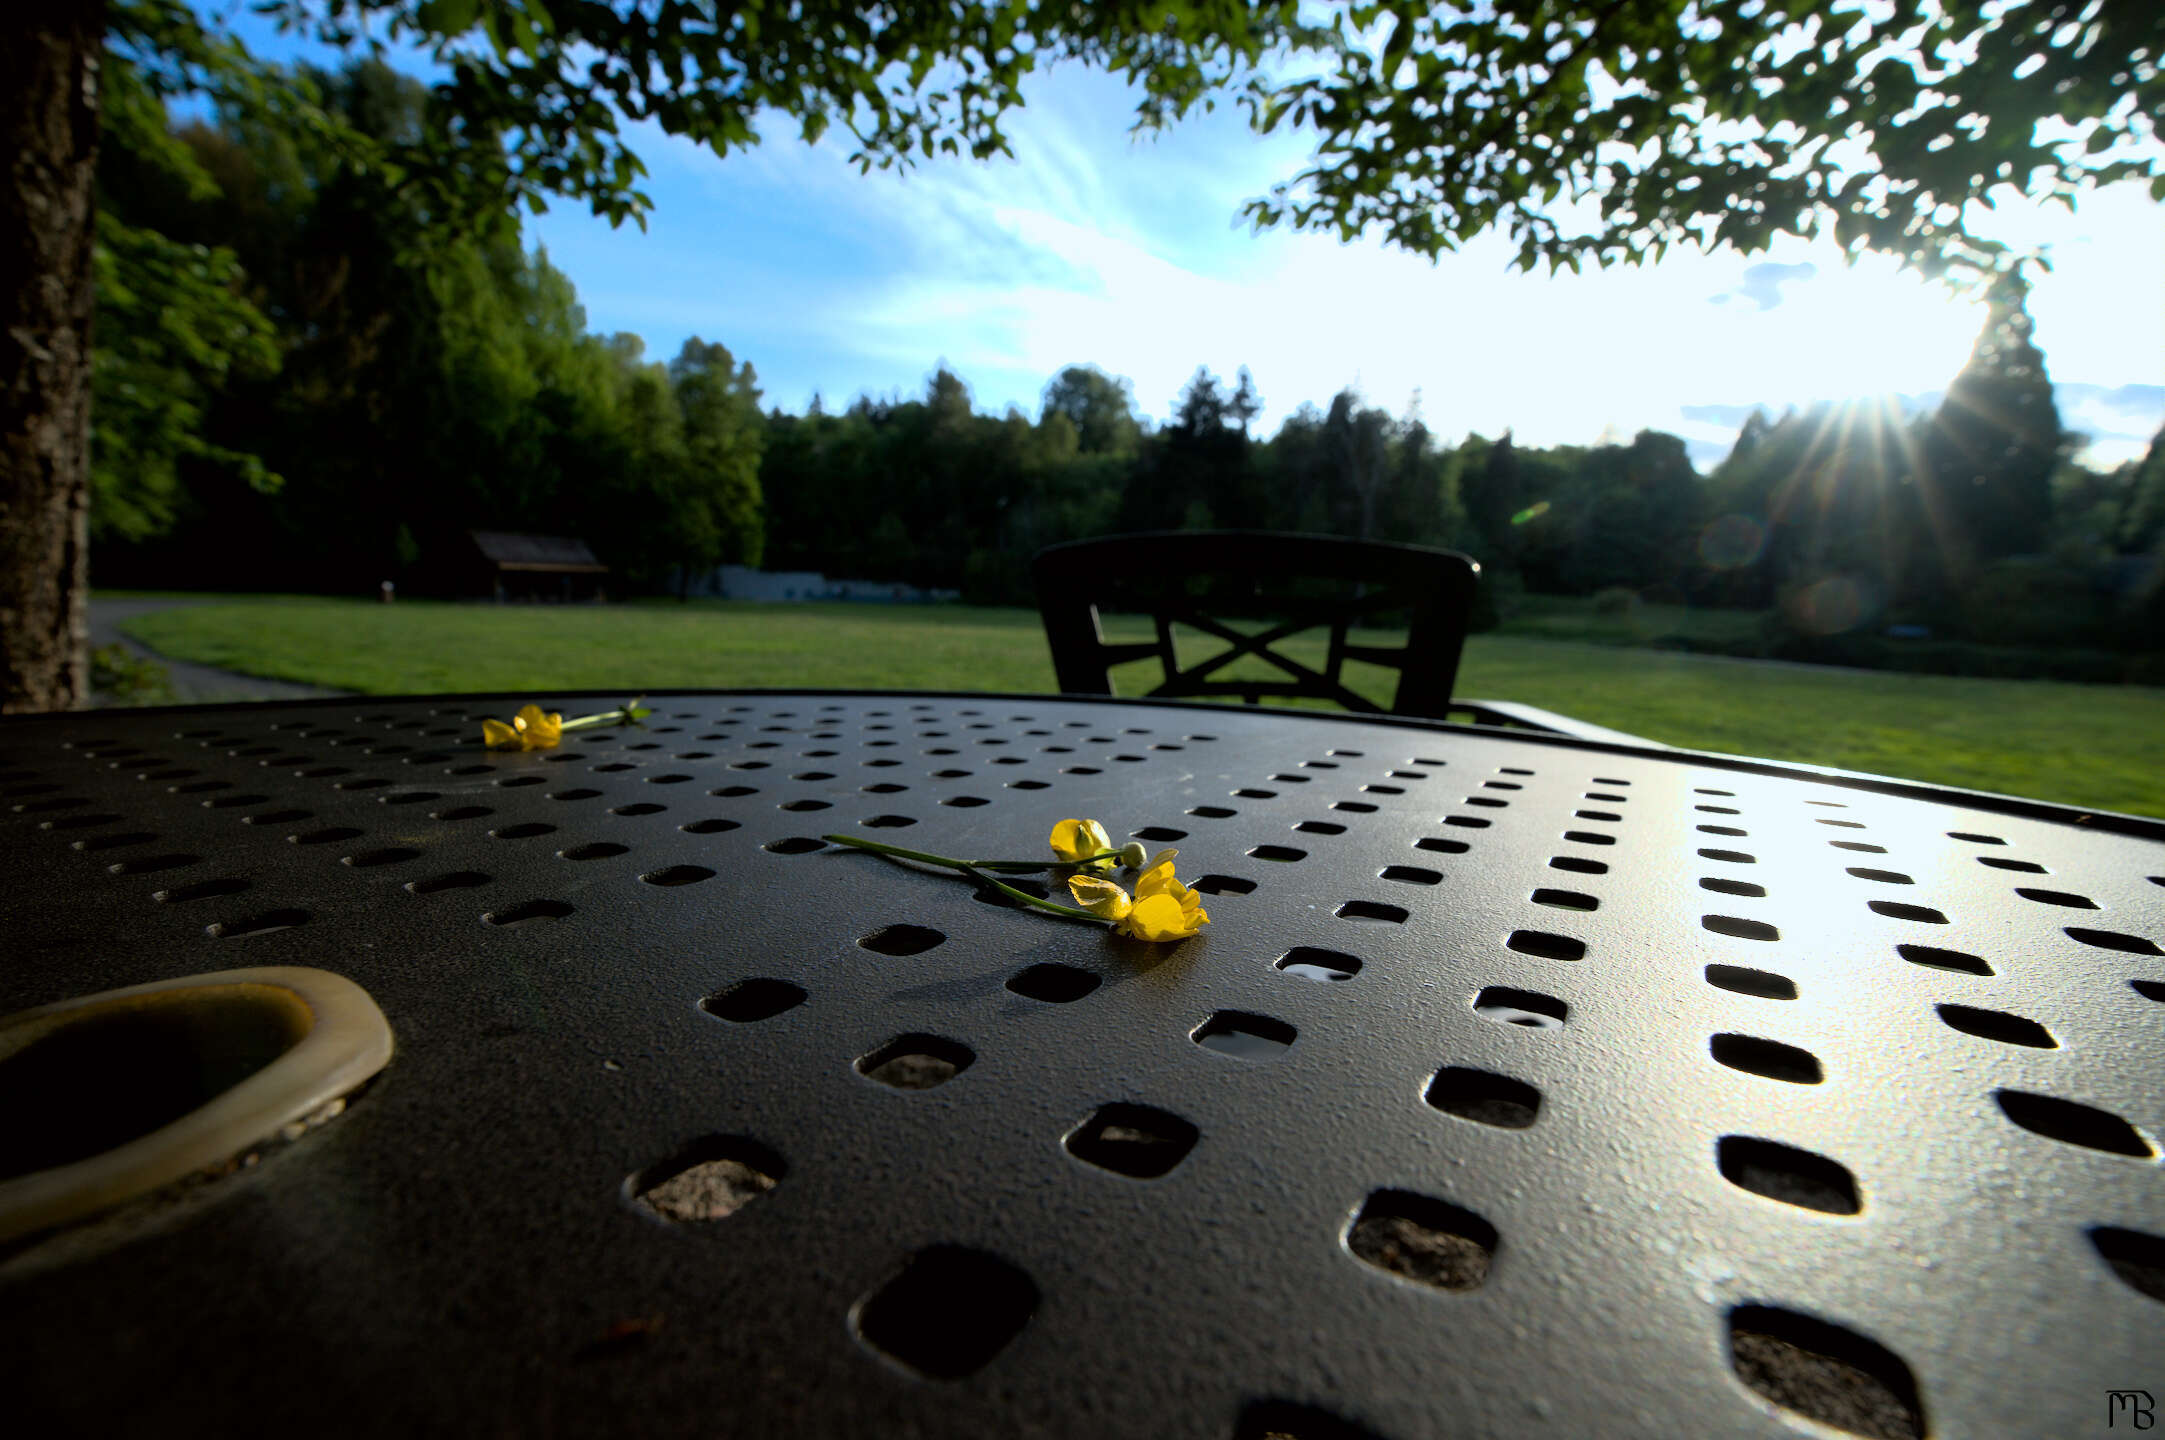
(0, 0, 103, 713)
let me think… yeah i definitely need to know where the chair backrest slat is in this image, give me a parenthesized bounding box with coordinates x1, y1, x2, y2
(1031, 531, 1479, 719)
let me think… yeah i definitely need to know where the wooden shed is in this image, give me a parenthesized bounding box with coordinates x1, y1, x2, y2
(466, 530, 611, 602)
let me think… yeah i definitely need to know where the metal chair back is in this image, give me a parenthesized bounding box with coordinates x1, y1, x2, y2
(1031, 530, 1479, 718)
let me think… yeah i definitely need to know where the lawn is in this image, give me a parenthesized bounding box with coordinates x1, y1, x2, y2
(115, 595, 2165, 818)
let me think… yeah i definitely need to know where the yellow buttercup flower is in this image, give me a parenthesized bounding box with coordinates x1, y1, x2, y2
(1049, 818, 1115, 871)
(1130, 860, 1209, 938)
(1063, 862, 1210, 942)
(482, 703, 565, 751)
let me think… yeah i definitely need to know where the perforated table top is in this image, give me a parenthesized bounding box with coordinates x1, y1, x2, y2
(2, 692, 2161, 1440)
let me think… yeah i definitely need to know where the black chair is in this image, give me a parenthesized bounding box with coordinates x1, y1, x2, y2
(1031, 531, 1478, 719)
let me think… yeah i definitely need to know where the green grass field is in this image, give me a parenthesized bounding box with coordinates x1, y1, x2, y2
(115, 595, 2165, 818)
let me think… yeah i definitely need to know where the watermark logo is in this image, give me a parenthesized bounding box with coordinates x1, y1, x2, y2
(2108, 1391, 2155, 1430)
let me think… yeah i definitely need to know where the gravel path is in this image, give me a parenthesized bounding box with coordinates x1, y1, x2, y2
(90, 599, 351, 705)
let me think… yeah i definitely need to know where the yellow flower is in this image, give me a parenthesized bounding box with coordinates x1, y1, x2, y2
(1049, 818, 1114, 870)
(482, 703, 564, 751)
(1130, 860, 1209, 939)
(1064, 861, 1210, 942)
(1065, 874, 1134, 922)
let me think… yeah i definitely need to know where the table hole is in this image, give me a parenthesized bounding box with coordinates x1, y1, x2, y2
(1507, 929, 1585, 961)
(1065, 1103, 1199, 1179)
(75, 831, 157, 851)
(974, 877, 1049, 909)
(1978, 856, 2047, 873)
(380, 790, 440, 807)
(483, 899, 575, 926)
(642, 864, 714, 888)
(852, 1245, 1038, 1381)
(494, 775, 545, 789)
(2065, 927, 2162, 956)
(1426, 1067, 1540, 1128)
(1896, 943, 1992, 976)
(1948, 831, 2005, 845)
(1347, 1190, 1497, 1292)
(1697, 824, 1748, 838)
(1382, 865, 1441, 886)
(491, 823, 557, 841)
(1006, 779, 1052, 791)
(430, 805, 492, 822)
(445, 764, 491, 777)
(1186, 805, 1236, 820)
(632, 1137, 782, 1224)
(1419, 837, 1471, 855)
(1717, 1136, 1860, 1215)
(764, 836, 827, 854)
(344, 847, 421, 868)
(860, 924, 946, 956)
(1295, 820, 1346, 835)
(1337, 901, 1407, 924)
(1816, 819, 1867, 831)
(1473, 986, 1566, 1029)
(1303, 760, 1339, 770)
(701, 977, 805, 1022)
(1332, 800, 1379, 814)
(408, 870, 491, 894)
(1133, 826, 1186, 842)
(1728, 1306, 1923, 1439)
(203, 793, 270, 810)
(2015, 887, 2097, 909)
(1560, 830, 1612, 845)
(174, 780, 232, 794)
(1868, 901, 1947, 924)
(1465, 796, 1507, 808)
(779, 799, 832, 813)
(1192, 875, 1256, 897)
(676, 819, 736, 837)
(1545, 857, 1606, 878)
(290, 827, 363, 846)
(1192, 1011, 1296, 1060)
(2133, 980, 2165, 1003)
(862, 783, 909, 795)
(1585, 791, 1627, 803)
(1006, 963, 1101, 1003)
(728, 760, 770, 771)
(1061, 766, 1101, 776)
(610, 802, 667, 817)
(858, 1034, 974, 1089)
(1249, 845, 1307, 863)
(1701, 878, 1767, 899)
(788, 771, 834, 782)
(1532, 888, 1598, 912)
(1482, 780, 1522, 791)
(1363, 783, 1406, 796)
(674, 751, 716, 761)
(1695, 787, 1735, 796)
(154, 877, 250, 904)
(206, 907, 312, 939)
(1271, 773, 1310, 783)
(861, 815, 917, 829)
(1711, 1033, 1823, 1084)
(1276, 947, 1362, 982)
(1698, 848, 1755, 864)
(1233, 788, 1277, 800)
(1446, 816, 1492, 830)
(1693, 805, 1739, 815)
(1995, 1089, 2154, 1158)
(2090, 1227, 2165, 1305)
(1705, 964, 1797, 1000)
(1937, 1004, 2055, 1048)
(44, 813, 127, 832)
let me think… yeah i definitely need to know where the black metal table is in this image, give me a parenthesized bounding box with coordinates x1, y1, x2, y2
(2, 691, 2160, 1439)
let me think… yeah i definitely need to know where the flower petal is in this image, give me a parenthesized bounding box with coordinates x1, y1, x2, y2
(1115, 892, 1205, 942)
(1067, 873, 1134, 921)
(1049, 818, 1113, 866)
(481, 718, 520, 749)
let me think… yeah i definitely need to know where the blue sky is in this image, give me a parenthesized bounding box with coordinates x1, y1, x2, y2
(199, 5, 2165, 468)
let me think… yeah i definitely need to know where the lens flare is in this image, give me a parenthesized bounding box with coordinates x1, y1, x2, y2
(1697, 514, 1766, 571)
(1510, 500, 1551, 526)
(1785, 575, 1879, 636)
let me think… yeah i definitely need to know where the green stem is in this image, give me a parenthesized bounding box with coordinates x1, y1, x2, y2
(821, 834, 975, 872)
(961, 865, 1106, 924)
(821, 834, 1117, 876)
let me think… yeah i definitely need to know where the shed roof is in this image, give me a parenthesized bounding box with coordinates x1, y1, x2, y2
(468, 531, 609, 573)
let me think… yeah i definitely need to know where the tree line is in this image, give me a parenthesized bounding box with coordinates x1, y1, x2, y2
(89, 59, 2165, 672)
